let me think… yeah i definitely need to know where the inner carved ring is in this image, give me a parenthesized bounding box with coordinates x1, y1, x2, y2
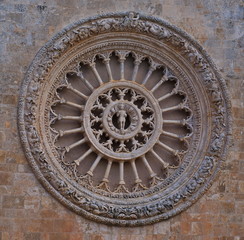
(83, 81, 162, 161)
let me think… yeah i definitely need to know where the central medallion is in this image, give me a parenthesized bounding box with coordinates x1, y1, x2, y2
(104, 102, 140, 138)
(83, 81, 162, 161)
(18, 12, 231, 226)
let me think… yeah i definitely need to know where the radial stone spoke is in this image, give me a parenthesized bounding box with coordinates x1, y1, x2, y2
(66, 84, 88, 100)
(151, 75, 167, 93)
(142, 67, 154, 85)
(132, 61, 140, 81)
(74, 149, 93, 166)
(59, 115, 82, 121)
(150, 149, 169, 168)
(58, 127, 84, 137)
(59, 98, 84, 110)
(77, 71, 94, 91)
(162, 104, 183, 113)
(131, 159, 142, 183)
(87, 155, 102, 176)
(163, 119, 186, 125)
(103, 59, 113, 81)
(158, 89, 177, 102)
(90, 63, 103, 85)
(162, 130, 182, 140)
(102, 160, 112, 182)
(116, 51, 130, 80)
(157, 141, 178, 155)
(120, 60, 125, 80)
(65, 138, 86, 152)
(119, 161, 125, 185)
(142, 156, 156, 178)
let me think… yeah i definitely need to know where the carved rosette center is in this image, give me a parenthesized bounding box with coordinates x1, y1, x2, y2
(83, 81, 162, 161)
(105, 102, 140, 137)
(18, 12, 231, 226)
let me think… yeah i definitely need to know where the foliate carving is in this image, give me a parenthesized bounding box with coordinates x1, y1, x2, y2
(18, 12, 231, 226)
(90, 87, 154, 152)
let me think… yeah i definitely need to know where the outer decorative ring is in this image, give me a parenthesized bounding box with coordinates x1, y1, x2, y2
(18, 12, 232, 226)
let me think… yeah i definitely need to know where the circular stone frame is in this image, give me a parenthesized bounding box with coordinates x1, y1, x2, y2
(18, 12, 232, 226)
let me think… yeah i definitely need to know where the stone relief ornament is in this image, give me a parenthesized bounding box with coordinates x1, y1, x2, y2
(18, 12, 232, 226)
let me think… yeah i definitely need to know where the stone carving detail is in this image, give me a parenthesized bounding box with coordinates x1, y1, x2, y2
(90, 87, 155, 153)
(18, 12, 231, 226)
(49, 54, 191, 193)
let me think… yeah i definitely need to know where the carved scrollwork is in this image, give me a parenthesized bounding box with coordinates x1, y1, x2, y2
(18, 12, 231, 226)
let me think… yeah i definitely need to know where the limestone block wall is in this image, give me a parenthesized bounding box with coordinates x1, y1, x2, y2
(0, 0, 243, 239)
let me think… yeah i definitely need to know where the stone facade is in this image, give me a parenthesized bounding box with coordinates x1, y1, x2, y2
(0, 0, 243, 239)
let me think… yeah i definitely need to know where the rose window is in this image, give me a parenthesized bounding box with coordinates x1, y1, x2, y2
(18, 12, 231, 226)
(50, 51, 192, 193)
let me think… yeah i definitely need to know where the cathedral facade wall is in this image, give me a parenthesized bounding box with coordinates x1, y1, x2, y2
(0, 0, 243, 239)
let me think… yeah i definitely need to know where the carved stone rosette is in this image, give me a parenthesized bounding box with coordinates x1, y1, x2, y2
(18, 12, 232, 226)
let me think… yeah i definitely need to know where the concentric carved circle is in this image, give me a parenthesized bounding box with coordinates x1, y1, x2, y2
(104, 101, 141, 139)
(18, 12, 231, 226)
(83, 81, 162, 161)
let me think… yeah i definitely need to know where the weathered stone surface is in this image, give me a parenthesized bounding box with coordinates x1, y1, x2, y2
(0, 0, 243, 238)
